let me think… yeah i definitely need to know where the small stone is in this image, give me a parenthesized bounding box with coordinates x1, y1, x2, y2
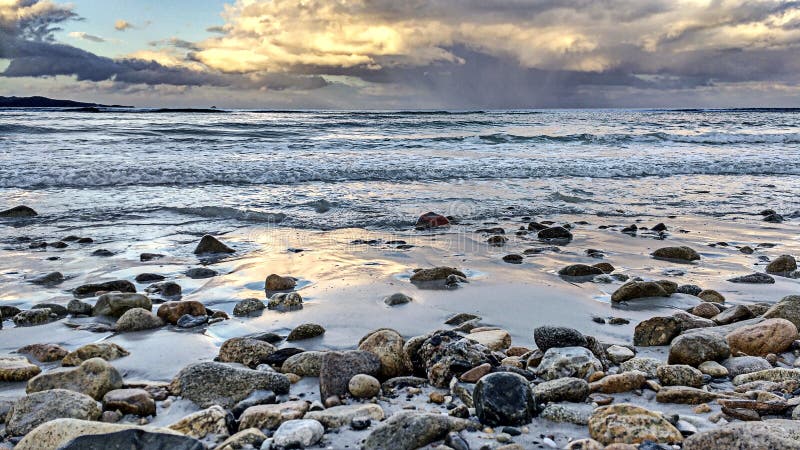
(358, 328, 412, 379)
(691, 302, 720, 319)
(633, 316, 681, 346)
(606, 345, 635, 364)
(698, 290, 725, 303)
(473, 372, 537, 426)
(620, 357, 664, 378)
(384, 292, 412, 305)
(652, 246, 700, 262)
(5, 389, 101, 436)
(134, 273, 164, 283)
(669, 330, 730, 367)
(532, 377, 590, 403)
(93, 292, 151, 318)
(589, 371, 646, 394)
(218, 337, 277, 368)
(726, 318, 798, 356)
(0, 356, 41, 381)
(723, 356, 773, 378)
(27, 358, 123, 400)
(216, 428, 266, 450)
(184, 267, 217, 279)
(29, 271, 64, 286)
(657, 365, 704, 388)
(410, 267, 467, 283)
(67, 299, 93, 316)
(102, 388, 155, 416)
(727, 272, 775, 284)
(193, 235, 234, 254)
(319, 351, 381, 399)
(678, 284, 703, 296)
(168, 405, 229, 439)
(273, 419, 324, 448)
(238, 400, 309, 430)
(537, 346, 602, 381)
(18, 343, 68, 362)
(503, 254, 523, 264)
(460, 363, 492, 383)
(265, 273, 297, 291)
(537, 226, 573, 241)
(698, 361, 728, 378)
(157, 300, 206, 324)
(267, 292, 303, 311)
(287, 323, 326, 341)
(349, 374, 381, 398)
(305, 403, 385, 428)
(611, 281, 670, 302)
(115, 308, 164, 331)
(62, 342, 130, 366)
(144, 281, 182, 298)
(766, 255, 798, 274)
(73, 280, 136, 297)
(558, 264, 603, 277)
(468, 329, 512, 351)
(0, 205, 37, 217)
(533, 326, 587, 352)
(588, 403, 682, 445)
(416, 211, 450, 228)
(13, 308, 56, 326)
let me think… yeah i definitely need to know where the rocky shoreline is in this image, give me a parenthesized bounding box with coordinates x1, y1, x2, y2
(2, 206, 800, 449)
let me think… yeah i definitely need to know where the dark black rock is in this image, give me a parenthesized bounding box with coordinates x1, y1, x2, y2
(351, 418, 371, 430)
(29, 271, 64, 286)
(76, 237, 93, 243)
(231, 389, 276, 419)
(558, 264, 603, 277)
(537, 226, 572, 242)
(727, 273, 775, 284)
(146, 281, 182, 298)
(92, 249, 114, 257)
(763, 213, 784, 223)
(135, 273, 165, 283)
(73, 280, 136, 297)
(193, 235, 235, 254)
(651, 223, 668, 232)
(677, 284, 703, 296)
(0, 205, 37, 218)
(185, 267, 218, 279)
(57, 429, 204, 450)
(247, 332, 284, 344)
(533, 326, 587, 352)
(50, 241, 68, 248)
(262, 347, 305, 366)
(473, 372, 536, 426)
(176, 314, 208, 328)
(140, 253, 165, 262)
(502, 254, 523, 264)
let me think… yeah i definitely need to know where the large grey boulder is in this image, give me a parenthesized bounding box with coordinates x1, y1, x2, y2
(170, 362, 290, 408)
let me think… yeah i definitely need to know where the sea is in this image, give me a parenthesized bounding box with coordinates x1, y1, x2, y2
(2, 108, 800, 235)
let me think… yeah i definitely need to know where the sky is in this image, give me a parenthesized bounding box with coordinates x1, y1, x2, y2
(2, 0, 800, 109)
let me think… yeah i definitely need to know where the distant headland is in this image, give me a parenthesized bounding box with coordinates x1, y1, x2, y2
(0, 96, 131, 108)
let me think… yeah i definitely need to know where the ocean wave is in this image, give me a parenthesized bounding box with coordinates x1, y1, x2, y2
(162, 206, 287, 223)
(2, 159, 800, 188)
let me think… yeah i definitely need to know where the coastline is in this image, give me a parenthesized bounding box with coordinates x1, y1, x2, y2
(2, 206, 800, 448)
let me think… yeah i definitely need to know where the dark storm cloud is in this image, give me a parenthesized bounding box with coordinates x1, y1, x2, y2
(0, 1, 329, 91)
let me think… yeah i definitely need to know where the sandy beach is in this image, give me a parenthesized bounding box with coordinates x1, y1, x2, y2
(3, 201, 800, 448)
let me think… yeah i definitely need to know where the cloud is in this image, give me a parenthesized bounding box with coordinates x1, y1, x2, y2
(68, 31, 104, 42)
(114, 19, 132, 31)
(0, 0, 328, 91)
(4, 0, 800, 107)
